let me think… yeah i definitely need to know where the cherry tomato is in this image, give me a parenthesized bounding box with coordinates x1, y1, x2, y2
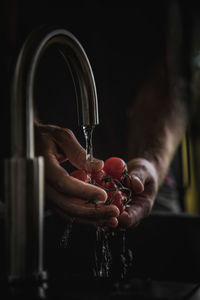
(103, 179, 118, 190)
(91, 170, 120, 190)
(109, 190, 126, 214)
(91, 169, 107, 185)
(70, 169, 90, 183)
(104, 157, 127, 182)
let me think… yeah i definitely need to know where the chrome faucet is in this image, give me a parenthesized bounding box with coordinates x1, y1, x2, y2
(5, 26, 99, 283)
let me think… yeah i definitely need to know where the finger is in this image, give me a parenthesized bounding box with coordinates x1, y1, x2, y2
(118, 196, 152, 228)
(45, 153, 107, 203)
(46, 183, 120, 220)
(128, 158, 158, 186)
(130, 175, 144, 193)
(52, 127, 104, 172)
(106, 217, 119, 228)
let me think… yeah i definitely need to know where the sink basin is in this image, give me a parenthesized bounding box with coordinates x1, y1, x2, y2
(44, 211, 200, 283)
(1, 211, 200, 299)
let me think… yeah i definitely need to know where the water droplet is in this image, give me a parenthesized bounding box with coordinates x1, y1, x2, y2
(120, 230, 134, 279)
(93, 227, 112, 278)
(59, 222, 73, 248)
(82, 125, 95, 162)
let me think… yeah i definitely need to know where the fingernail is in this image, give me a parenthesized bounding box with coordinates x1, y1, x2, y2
(105, 208, 119, 218)
(96, 190, 107, 203)
(105, 218, 118, 228)
(133, 175, 143, 183)
(132, 176, 144, 193)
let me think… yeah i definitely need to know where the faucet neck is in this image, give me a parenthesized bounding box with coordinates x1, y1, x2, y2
(11, 25, 99, 158)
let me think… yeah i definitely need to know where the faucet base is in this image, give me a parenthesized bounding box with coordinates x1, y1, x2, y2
(3, 277, 48, 300)
(4, 157, 45, 282)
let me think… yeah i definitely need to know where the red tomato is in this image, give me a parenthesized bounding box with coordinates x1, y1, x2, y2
(91, 169, 107, 185)
(91, 170, 119, 190)
(104, 157, 127, 181)
(103, 180, 118, 190)
(109, 190, 126, 214)
(70, 169, 90, 183)
(94, 172, 120, 190)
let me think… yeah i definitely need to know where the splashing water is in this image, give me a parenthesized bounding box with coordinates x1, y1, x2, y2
(93, 228, 134, 279)
(93, 227, 112, 278)
(120, 230, 134, 279)
(82, 125, 133, 279)
(59, 126, 94, 247)
(83, 126, 114, 277)
(59, 126, 94, 250)
(82, 125, 95, 162)
(59, 221, 73, 248)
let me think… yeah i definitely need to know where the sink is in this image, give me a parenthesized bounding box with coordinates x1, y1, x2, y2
(1, 211, 200, 299)
(44, 211, 200, 282)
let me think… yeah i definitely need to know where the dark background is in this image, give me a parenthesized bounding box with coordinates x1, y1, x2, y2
(0, 1, 166, 159)
(2, 0, 200, 293)
(2, 5, 200, 298)
(0, 0, 197, 208)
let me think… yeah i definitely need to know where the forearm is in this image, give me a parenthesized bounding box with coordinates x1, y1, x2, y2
(126, 60, 188, 185)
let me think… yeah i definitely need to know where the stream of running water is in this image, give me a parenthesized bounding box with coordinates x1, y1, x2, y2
(59, 125, 133, 279)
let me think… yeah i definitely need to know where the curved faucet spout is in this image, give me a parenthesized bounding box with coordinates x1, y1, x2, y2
(5, 26, 99, 284)
(11, 25, 99, 158)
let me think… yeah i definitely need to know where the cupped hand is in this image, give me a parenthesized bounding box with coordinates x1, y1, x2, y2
(35, 123, 119, 227)
(118, 158, 159, 228)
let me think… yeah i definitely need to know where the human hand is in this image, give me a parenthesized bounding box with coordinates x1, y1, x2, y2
(117, 158, 159, 228)
(35, 123, 119, 227)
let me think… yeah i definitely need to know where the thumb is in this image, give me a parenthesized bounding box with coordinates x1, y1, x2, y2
(130, 175, 144, 193)
(128, 158, 159, 195)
